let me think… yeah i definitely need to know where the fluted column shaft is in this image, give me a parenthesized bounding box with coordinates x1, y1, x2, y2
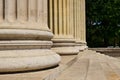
(69, 0, 74, 38)
(0, 0, 49, 31)
(74, 0, 81, 42)
(74, 0, 87, 50)
(50, 0, 74, 39)
(17, 0, 28, 22)
(80, 0, 86, 44)
(83, 0, 86, 43)
(0, 0, 3, 22)
(49, 0, 79, 54)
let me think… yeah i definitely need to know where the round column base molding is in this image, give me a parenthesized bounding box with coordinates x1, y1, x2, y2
(52, 47, 79, 55)
(0, 29, 53, 40)
(52, 38, 75, 43)
(75, 45, 88, 51)
(75, 41, 87, 45)
(53, 43, 75, 47)
(0, 49, 61, 73)
(52, 38, 76, 47)
(0, 40, 53, 50)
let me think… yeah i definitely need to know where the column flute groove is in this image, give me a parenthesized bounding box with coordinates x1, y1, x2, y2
(49, 0, 53, 32)
(67, 0, 70, 36)
(5, 0, 16, 22)
(63, 0, 67, 36)
(0, 0, 3, 22)
(53, 0, 58, 35)
(17, 0, 28, 22)
(69, 0, 74, 37)
(58, 0, 63, 35)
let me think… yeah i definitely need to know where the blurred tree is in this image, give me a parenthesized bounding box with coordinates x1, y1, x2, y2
(86, 0, 120, 47)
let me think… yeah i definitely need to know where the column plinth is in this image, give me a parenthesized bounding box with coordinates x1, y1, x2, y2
(0, 0, 61, 72)
(75, 41, 87, 51)
(52, 37, 79, 55)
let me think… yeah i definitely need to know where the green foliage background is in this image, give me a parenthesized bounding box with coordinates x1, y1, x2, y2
(86, 0, 120, 47)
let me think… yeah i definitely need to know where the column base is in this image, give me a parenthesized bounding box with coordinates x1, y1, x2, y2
(52, 47, 79, 55)
(0, 40, 61, 73)
(52, 38, 79, 55)
(0, 29, 53, 40)
(75, 41, 88, 51)
(75, 46, 88, 51)
(0, 49, 61, 73)
(0, 40, 53, 50)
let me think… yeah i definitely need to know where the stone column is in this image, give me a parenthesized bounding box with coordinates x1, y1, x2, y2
(82, 0, 87, 45)
(74, 0, 87, 51)
(49, 0, 79, 55)
(80, 0, 87, 49)
(69, 0, 74, 39)
(74, 0, 80, 50)
(0, 0, 3, 23)
(0, 0, 61, 72)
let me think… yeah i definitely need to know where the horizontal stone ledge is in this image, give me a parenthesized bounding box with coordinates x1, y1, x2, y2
(0, 40, 53, 50)
(0, 23, 49, 31)
(0, 29, 53, 40)
(52, 47, 79, 55)
(75, 41, 87, 45)
(52, 38, 75, 43)
(75, 46, 88, 51)
(0, 49, 61, 73)
(53, 43, 75, 47)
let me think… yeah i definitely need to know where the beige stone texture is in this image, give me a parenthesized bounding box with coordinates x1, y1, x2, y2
(0, 49, 61, 72)
(73, 0, 87, 50)
(56, 50, 120, 80)
(0, 0, 119, 80)
(0, 0, 61, 72)
(52, 47, 79, 55)
(49, 0, 79, 55)
(0, 40, 53, 50)
(0, 52, 77, 80)
(0, 50, 119, 80)
(0, 29, 53, 40)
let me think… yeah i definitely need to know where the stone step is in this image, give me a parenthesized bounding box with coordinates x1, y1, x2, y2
(97, 53, 120, 77)
(100, 62, 120, 80)
(56, 50, 120, 80)
(86, 59, 107, 80)
(56, 58, 89, 80)
(44, 55, 78, 80)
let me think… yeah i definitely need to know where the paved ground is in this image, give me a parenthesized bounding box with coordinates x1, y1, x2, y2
(0, 50, 119, 80)
(117, 57, 120, 59)
(56, 50, 120, 80)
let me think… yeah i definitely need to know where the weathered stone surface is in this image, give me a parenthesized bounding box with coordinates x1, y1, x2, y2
(0, 50, 119, 80)
(0, 29, 53, 40)
(0, 40, 53, 50)
(0, 49, 61, 72)
(0, 51, 77, 80)
(0, 0, 61, 73)
(55, 50, 120, 80)
(52, 47, 79, 55)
